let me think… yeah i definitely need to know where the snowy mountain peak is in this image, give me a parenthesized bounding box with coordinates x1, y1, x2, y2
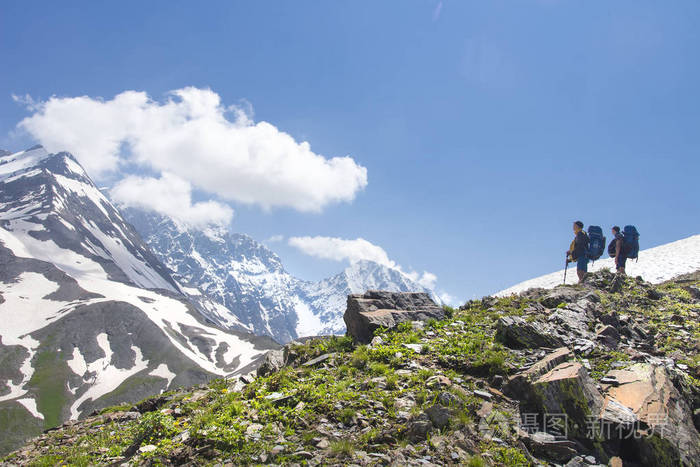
(0, 145, 51, 181)
(0, 148, 277, 453)
(121, 208, 441, 343)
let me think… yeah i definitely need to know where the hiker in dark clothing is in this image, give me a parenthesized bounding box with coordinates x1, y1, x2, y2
(567, 221, 589, 283)
(611, 226, 627, 275)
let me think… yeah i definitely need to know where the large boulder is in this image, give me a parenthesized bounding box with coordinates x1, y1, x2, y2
(523, 362, 604, 440)
(495, 316, 565, 349)
(343, 291, 444, 343)
(601, 363, 700, 466)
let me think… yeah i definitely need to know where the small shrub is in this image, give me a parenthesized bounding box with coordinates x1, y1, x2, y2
(136, 411, 178, 444)
(349, 346, 369, 369)
(330, 439, 354, 457)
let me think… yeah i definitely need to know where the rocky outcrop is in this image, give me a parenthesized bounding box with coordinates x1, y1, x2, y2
(602, 363, 700, 466)
(495, 316, 564, 349)
(527, 362, 604, 440)
(503, 347, 572, 398)
(343, 291, 444, 343)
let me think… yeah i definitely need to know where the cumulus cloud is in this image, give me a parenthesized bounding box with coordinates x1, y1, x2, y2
(111, 172, 233, 228)
(265, 234, 285, 243)
(15, 87, 368, 224)
(288, 235, 439, 291)
(289, 236, 396, 268)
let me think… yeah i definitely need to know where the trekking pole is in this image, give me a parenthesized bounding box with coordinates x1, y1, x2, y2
(563, 257, 569, 285)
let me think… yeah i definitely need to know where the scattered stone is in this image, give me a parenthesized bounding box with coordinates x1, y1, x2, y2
(344, 291, 444, 343)
(402, 343, 424, 354)
(270, 445, 285, 456)
(476, 402, 493, 418)
(596, 325, 620, 348)
(522, 431, 578, 463)
(315, 439, 330, 449)
(425, 375, 452, 387)
(302, 353, 333, 367)
(407, 413, 433, 441)
(473, 390, 492, 401)
(425, 405, 451, 429)
(139, 444, 157, 453)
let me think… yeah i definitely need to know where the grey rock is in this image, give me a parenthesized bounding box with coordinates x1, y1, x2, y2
(257, 349, 286, 377)
(425, 404, 451, 429)
(596, 325, 620, 348)
(302, 353, 333, 367)
(522, 362, 604, 440)
(495, 316, 564, 349)
(504, 347, 572, 398)
(522, 431, 578, 463)
(541, 287, 585, 308)
(344, 291, 444, 343)
(407, 413, 433, 441)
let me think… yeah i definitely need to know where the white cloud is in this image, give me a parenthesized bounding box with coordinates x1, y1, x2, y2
(111, 172, 233, 228)
(265, 234, 285, 243)
(288, 235, 440, 291)
(438, 291, 459, 306)
(289, 236, 396, 268)
(15, 87, 368, 218)
(404, 270, 438, 290)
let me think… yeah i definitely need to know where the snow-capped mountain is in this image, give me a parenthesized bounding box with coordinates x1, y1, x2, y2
(497, 234, 700, 296)
(122, 210, 440, 343)
(0, 147, 277, 454)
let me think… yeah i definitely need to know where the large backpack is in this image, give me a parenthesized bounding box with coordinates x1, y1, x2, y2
(622, 225, 640, 259)
(587, 225, 605, 261)
(608, 236, 619, 258)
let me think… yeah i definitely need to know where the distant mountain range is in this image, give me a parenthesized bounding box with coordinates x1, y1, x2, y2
(497, 234, 700, 296)
(0, 145, 439, 454)
(123, 209, 439, 344)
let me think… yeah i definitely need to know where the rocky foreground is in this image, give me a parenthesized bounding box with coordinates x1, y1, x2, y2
(3, 270, 699, 466)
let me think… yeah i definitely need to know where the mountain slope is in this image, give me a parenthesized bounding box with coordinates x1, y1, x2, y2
(0, 147, 277, 454)
(5, 269, 699, 466)
(497, 234, 700, 296)
(123, 209, 440, 343)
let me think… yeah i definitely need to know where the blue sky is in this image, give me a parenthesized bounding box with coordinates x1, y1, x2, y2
(1, 1, 699, 302)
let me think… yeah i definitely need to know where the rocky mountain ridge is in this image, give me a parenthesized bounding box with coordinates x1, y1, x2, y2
(5, 269, 699, 466)
(0, 147, 278, 455)
(123, 208, 440, 344)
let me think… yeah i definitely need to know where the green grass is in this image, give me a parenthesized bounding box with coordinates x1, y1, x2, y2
(27, 349, 69, 429)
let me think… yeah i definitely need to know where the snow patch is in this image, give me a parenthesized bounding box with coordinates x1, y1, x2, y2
(149, 363, 176, 388)
(69, 333, 149, 419)
(67, 346, 87, 377)
(294, 296, 324, 338)
(16, 397, 44, 420)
